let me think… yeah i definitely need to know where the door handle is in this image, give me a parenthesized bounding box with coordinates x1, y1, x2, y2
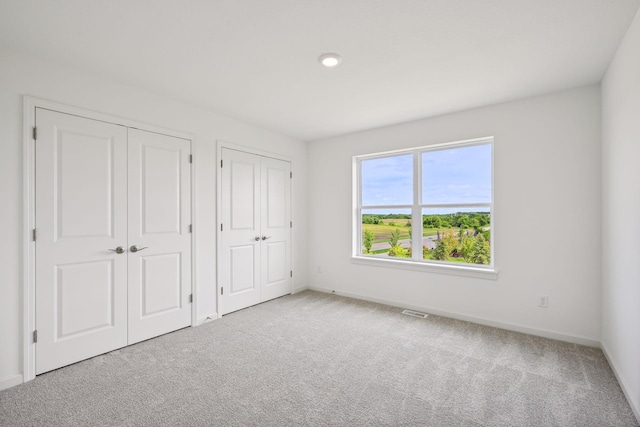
(261, 236, 272, 240)
(130, 245, 148, 253)
(254, 236, 260, 241)
(109, 246, 125, 254)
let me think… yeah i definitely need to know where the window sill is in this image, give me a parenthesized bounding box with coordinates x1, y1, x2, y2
(350, 256, 498, 280)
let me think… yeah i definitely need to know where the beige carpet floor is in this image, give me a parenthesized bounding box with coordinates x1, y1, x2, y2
(1, 290, 637, 426)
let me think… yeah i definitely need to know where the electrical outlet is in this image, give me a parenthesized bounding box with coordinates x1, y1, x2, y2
(538, 296, 549, 308)
(317, 265, 322, 274)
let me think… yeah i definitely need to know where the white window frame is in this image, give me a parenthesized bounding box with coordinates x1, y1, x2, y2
(352, 136, 497, 280)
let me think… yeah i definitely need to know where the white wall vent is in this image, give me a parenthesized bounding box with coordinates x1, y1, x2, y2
(402, 309, 428, 318)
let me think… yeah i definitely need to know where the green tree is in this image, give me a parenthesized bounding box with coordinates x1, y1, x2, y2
(471, 234, 491, 265)
(460, 232, 475, 263)
(388, 245, 408, 257)
(363, 229, 375, 254)
(423, 215, 442, 228)
(389, 228, 401, 247)
(363, 215, 381, 225)
(441, 230, 458, 256)
(433, 230, 458, 261)
(433, 239, 447, 260)
(457, 216, 470, 229)
(423, 245, 430, 259)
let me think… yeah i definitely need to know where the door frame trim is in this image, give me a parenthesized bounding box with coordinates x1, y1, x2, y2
(215, 141, 294, 316)
(22, 96, 197, 382)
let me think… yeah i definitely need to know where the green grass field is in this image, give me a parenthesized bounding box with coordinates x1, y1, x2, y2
(362, 219, 450, 244)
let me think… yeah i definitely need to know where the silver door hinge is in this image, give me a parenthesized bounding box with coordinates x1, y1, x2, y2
(220, 159, 223, 168)
(221, 287, 224, 295)
(33, 127, 37, 141)
(220, 224, 223, 232)
(290, 221, 292, 228)
(33, 330, 37, 343)
(189, 294, 193, 303)
(189, 224, 192, 233)
(189, 154, 193, 163)
(290, 171, 292, 179)
(32, 229, 36, 242)
(290, 271, 293, 278)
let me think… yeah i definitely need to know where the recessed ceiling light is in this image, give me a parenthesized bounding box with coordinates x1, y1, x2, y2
(319, 53, 342, 68)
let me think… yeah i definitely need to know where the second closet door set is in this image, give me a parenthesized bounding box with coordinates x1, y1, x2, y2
(219, 148, 292, 315)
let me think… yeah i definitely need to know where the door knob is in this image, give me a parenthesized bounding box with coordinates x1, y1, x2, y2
(261, 236, 272, 240)
(109, 246, 125, 254)
(130, 245, 148, 253)
(254, 236, 260, 241)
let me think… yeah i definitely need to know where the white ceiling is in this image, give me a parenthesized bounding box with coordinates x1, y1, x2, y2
(0, 0, 638, 141)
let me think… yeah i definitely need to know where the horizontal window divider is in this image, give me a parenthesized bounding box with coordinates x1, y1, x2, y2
(421, 203, 491, 209)
(361, 205, 414, 210)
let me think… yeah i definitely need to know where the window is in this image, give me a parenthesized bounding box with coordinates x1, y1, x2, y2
(354, 137, 493, 271)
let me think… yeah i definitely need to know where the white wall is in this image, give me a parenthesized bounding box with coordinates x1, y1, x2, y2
(0, 47, 308, 388)
(602, 7, 640, 421)
(308, 85, 602, 344)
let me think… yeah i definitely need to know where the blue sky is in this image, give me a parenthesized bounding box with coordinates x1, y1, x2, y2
(361, 144, 491, 207)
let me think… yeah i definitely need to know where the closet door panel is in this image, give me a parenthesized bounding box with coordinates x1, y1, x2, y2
(35, 109, 128, 375)
(127, 128, 191, 344)
(260, 156, 291, 302)
(219, 148, 262, 315)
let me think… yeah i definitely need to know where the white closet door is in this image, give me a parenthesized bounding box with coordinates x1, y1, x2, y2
(219, 148, 291, 315)
(127, 129, 192, 344)
(260, 156, 291, 302)
(35, 109, 128, 374)
(220, 148, 262, 315)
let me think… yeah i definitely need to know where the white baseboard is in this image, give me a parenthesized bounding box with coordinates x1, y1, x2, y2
(307, 286, 600, 347)
(0, 374, 23, 391)
(195, 313, 219, 326)
(292, 286, 309, 294)
(601, 342, 640, 424)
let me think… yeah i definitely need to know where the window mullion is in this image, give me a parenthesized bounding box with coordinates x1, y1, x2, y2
(355, 158, 362, 256)
(412, 151, 421, 260)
